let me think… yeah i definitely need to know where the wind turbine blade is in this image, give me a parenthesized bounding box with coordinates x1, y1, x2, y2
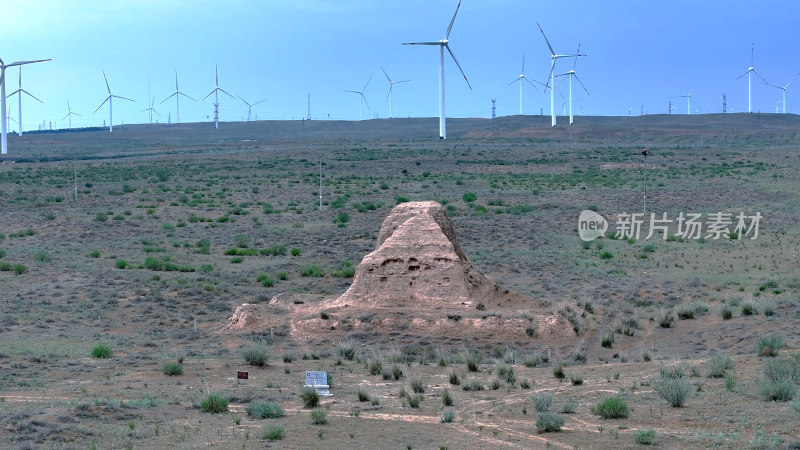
(94, 96, 110, 114)
(752, 69, 768, 83)
(112, 95, 135, 102)
(521, 53, 525, 74)
(237, 95, 250, 106)
(736, 70, 750, 80)
(381, 66, 391, 82)
(215, 65, 219, 86)
(21, 90, 43, 103)
(344, 90, 359, 94)
(386, 85, 392, 102)
(178, 92, 196, 101)
(102, 71, 111, 94)
(574, 73, 590, 95)
(202, 90, 215, 101)
(362, 75, 372, 92)
(573, 44, 581, 70)
(62, 112, 70, 121)
(445, 44, 471, 90)
(445, 0, 462, 40)
(175, 71, 179, 90)
(537, 23, 556, 55)
(402, 41, 442, 46)
(252, 99, 268, 106)
(218, 88, 235, 99)
(361, 94, 371, 112)
(508, 77, 521, 86)
(161, 92, 178, 104)
(524, 76, 547, 88)
(5, 59, 51, 67)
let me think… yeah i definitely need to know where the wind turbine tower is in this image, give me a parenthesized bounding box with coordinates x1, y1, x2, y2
(554, 44, 589, 125)
(381, 67, 409, 119)
(6, 66, 45, 136)
(93, 71, 134, 132)
(737, 44, 766, 113)
(63, 101, 80, 128)
(509, 53, 546, 115)
(1, 57, 50, 154)
(491, 99, 496, 119)
(403, 0, 471, 139)
(162, 71, 195, 124)
(344, 76, 371, 121)
(203, 65, 234, 129)
(537, 23, 584, 127)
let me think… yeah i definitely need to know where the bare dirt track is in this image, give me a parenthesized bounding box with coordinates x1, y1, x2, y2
(0, 114, 798, 448)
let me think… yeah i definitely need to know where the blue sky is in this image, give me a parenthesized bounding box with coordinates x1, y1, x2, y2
(2, 0, 798, 130)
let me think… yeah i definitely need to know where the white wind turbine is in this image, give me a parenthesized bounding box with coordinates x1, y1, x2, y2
(62, 101, 80, 128)
(237, 95, 267, 122)
(93, 71, 134, 132)
(403, 0, 471, 139)
(672, 85, 700, 115)
(344, 76, 371, 121)
(765, 74, 797, 114)
(6, 66, 44, 136)
(203, 65, 234, 129)
(508, 53, 546, 115)
(737, 44, 766, 113)
(141, 97, 160, 124)
(161, 71, 195, 124)
(537, 23, 584, 127)
(1, 57, 50, 154)
(554, 45, 589, 125)
(381, 66, 409, 119)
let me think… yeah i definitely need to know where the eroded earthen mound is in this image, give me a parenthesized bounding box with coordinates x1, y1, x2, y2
(326, 201, 520, 308)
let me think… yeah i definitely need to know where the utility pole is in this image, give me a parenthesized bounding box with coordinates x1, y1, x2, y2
(491, 99, 496, 119)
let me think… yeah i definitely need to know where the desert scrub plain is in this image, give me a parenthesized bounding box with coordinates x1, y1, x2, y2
(0, 114, 798, 448)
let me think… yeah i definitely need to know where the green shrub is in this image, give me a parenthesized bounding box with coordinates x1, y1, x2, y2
(758, 334, 784, 357)
(553, 365, 565, 380)
(724, 372, 737, 392)
(763, 357, 800, 384)
(708, 354, 734, 378)
(659, 363, 685, 379)
(441, 409, 456, 423)
(442, 388, 453, 406)
(561, 398, 577, 414)
(741, 302, 758, 316)
(263, 425, 284, 441)
(657, 309, 674, 328)
(721, 307, 733, 320)
(91, 343, 113, 358)
(337, 340, 355, 360)
(234, 234, 250, 248)
(247, 401, 285, 419)
(407, 394, 423, 408)
(291, 248, 301, 256)
(464, 350, 482, 372)
(162, 362, 183, 376)
(601, 332, 614, 348)
(256, 273, 275, 287)
(242, 344, 269, 367)
(593, 396, 629, 419)
(634, 429, 656, 445)
(462, 381, 484, 391)
(115, 259, 129, 269)
(12, 263, 27, 274)
(34, 250, 51, 262)
(497, 364, 515, 383)
(532, 394, 553, 412)
(260, 244, 287, 256)
(368, 359, 383, 376)
(653, 377, 691, 407)
(331, 261, 355, 277)
(462, 192, 477, 202)
(200, 394, 228, 413)
(760, 379, 796, 402)
(449, 371, 460, 385)
(536, 412, 565, 432)
(410, 378, 426, 394)
(310, 409, 328, 424)
(357, 390, 370, 402)
(301, 264, 325, 277)
(300, 387, 320, 408)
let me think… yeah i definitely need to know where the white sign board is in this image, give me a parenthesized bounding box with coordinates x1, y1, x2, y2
(305, 371, 331, 396)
